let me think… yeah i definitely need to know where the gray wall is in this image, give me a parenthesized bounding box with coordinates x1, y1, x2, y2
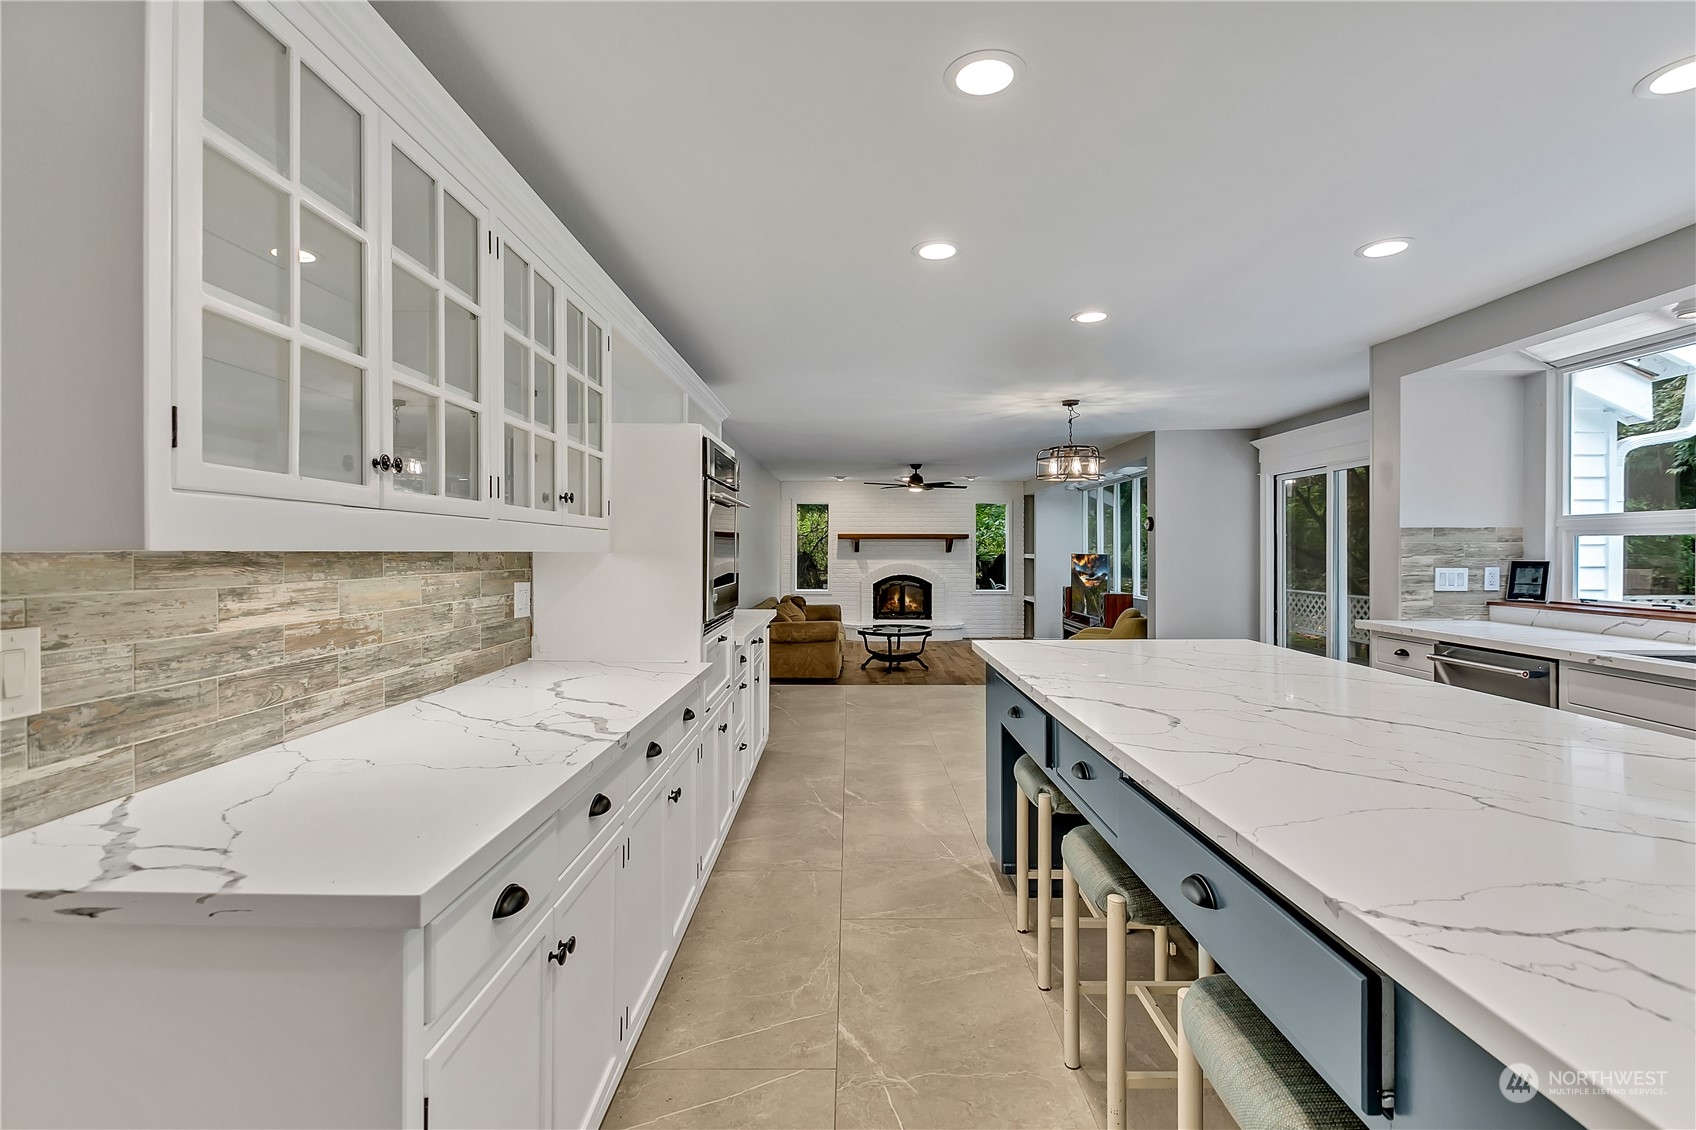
(1148, 430, 1259, 640)
(2, 4, 146, 549)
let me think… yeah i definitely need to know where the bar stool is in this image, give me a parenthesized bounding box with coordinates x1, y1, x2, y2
(1177, 974, 1364, 1130)
(1013, 754, 1078, 990)
(1061, 825, 1199, 1130)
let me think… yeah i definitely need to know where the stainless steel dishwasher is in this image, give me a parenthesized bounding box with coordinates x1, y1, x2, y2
(1430, 643, 1558, 707)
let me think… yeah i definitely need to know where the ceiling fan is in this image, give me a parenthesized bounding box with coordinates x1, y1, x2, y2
(864, 464, 967, 492)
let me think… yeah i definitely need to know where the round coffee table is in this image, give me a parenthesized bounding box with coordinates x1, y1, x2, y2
(857, 624, 933, 671)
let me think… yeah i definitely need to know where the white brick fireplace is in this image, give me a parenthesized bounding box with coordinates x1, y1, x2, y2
(774, 480, 1024, 639)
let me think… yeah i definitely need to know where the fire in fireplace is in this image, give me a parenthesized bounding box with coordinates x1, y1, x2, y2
(873, 575, 933, 620)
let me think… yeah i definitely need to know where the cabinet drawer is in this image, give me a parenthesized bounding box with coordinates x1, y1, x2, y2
(1370, 634, 1433, 680)
(559, 751, 644, 882)
(1565, 667, 1696, 736)
(987, 672, 1047, 760)
(1093, 755, 1384, 1119)
(1051, 727, 1121, 835)
(425, 816, 563, 1023)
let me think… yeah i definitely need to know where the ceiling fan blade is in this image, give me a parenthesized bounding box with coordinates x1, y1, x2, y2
(935, 484, 968, 489)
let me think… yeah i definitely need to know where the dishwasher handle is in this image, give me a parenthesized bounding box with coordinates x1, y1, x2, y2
(1430, 654, 1547, 679)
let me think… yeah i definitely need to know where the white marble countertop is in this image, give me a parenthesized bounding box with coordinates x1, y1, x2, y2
(0, 660, 706, 930)
(1360, 618, 1696, 683)
(730, 607, 776, 641)
(974, 639, 1695, 1130)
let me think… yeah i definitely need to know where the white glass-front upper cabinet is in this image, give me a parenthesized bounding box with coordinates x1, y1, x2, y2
(563, 300, 611, 520)
(178, 0, 381, 506)
(159, 0, 618, 545)
(494, 228, 566, 525)
(380, 128, 492, 517)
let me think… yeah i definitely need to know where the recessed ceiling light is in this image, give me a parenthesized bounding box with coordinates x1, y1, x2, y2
(1673, 298, 1696, 321)
(913, 241, 958, 261)
(1355, 238, 1412, 259)
(834, 475, 848, 481)
(270, 247, 317, 263)
(1636, 57, 1696, 98)
(963, 476, 979, 482)
(1070, 310, 1107, 324)
(945, 50, 1024, 97)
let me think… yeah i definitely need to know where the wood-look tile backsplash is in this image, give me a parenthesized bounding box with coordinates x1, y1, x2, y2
(0, 551, 533, 835)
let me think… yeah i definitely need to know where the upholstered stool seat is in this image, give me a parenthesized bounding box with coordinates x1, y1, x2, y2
(1061, 824, 1204, 1130)
(1012, 754, 1078, 989)
(1014, 755, 1079, 816)
(1062, 826, 1177, 928)
(1178, 974, 1364, 1130)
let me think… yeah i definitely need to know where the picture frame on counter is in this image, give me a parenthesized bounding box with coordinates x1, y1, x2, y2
(1506, 560, 1551, 602)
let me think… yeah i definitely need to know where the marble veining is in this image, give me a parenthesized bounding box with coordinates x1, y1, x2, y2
(1487, 604, 1696, 646)
(1360, 617, 1696, 683)
(0, 660, 706, 928)
(974, 638, 1695, 1130)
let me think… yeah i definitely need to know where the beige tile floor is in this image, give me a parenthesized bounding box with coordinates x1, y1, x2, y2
(604, 684, 1236, 1130)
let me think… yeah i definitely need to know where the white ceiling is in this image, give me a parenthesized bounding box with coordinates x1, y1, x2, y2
(376, 1, 1696, 480)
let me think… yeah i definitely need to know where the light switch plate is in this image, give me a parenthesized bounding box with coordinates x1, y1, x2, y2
(1434, 568, 1470, 592)
(1483, 566, 1501, 592)
(1, 628, 42, 721)
(513, 581, 532, 619)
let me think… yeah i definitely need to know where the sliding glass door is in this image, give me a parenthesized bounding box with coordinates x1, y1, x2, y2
(1275, 465, 1369, 663)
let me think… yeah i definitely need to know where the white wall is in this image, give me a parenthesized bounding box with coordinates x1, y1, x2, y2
(2, 3, 146, 549)
(773, 480, 1023, 637)
(610, 329, 686, 424)
(1399, 373, 1526, 527)
(1149, 430, 1259, 639)
(730, 439, 780, 608)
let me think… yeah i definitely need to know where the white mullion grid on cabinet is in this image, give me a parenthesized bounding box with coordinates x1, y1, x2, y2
(378, 122, 490, 519)
(175, 2, 381, 507)
(492, 226, 566, 526)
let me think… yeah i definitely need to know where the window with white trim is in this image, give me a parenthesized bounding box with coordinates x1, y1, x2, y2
(795, 502, 829, 590)
(1559, 336, 1696, 608)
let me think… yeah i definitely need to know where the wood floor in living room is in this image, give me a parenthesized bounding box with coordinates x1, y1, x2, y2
(601, 684, 1235, 1129)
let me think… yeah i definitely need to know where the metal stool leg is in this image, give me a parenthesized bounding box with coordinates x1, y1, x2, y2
(1014, 785, 1030, 933)
(1063, 862, 1081, 1069)
(1036, 791, 1054, 990)
(1106, 892, 1128, 1129)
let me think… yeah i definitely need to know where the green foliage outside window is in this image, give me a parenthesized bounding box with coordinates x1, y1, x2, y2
(1619, 374, 1694, 595)
(796, 503, 829, 589)
(976, 503, 1007, 589)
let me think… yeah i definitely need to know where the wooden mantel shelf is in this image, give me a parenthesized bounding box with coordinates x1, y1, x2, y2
(838, 533, 972, 553)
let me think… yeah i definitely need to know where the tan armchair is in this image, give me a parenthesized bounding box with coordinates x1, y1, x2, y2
(755, 595, 845, 680)
(1070, 609, 1148, 641)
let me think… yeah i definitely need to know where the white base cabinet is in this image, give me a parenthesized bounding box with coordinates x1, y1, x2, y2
(0, 662, 768, 1130)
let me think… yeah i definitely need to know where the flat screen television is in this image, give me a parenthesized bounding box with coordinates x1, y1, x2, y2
(1070, 553, 1110, 624)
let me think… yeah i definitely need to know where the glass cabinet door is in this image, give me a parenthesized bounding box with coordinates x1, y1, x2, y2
(184, 1, 379, 503)
(380, 129, 491, 515)
(492, 229, 565, 525)
(562, 299, 611, 521)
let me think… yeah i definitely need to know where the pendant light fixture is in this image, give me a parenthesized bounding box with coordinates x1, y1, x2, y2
(1035, 399, 1104, 482)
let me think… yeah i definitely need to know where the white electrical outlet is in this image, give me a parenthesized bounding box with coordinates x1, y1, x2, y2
(513, 581, 532, 619)
(1483, 566, 1501, 592)
(1434, 568, 1470, 592)
(0, 628, 42, 721)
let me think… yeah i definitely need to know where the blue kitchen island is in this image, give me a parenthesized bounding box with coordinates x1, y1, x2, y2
(976, 639, 1694, 1130)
